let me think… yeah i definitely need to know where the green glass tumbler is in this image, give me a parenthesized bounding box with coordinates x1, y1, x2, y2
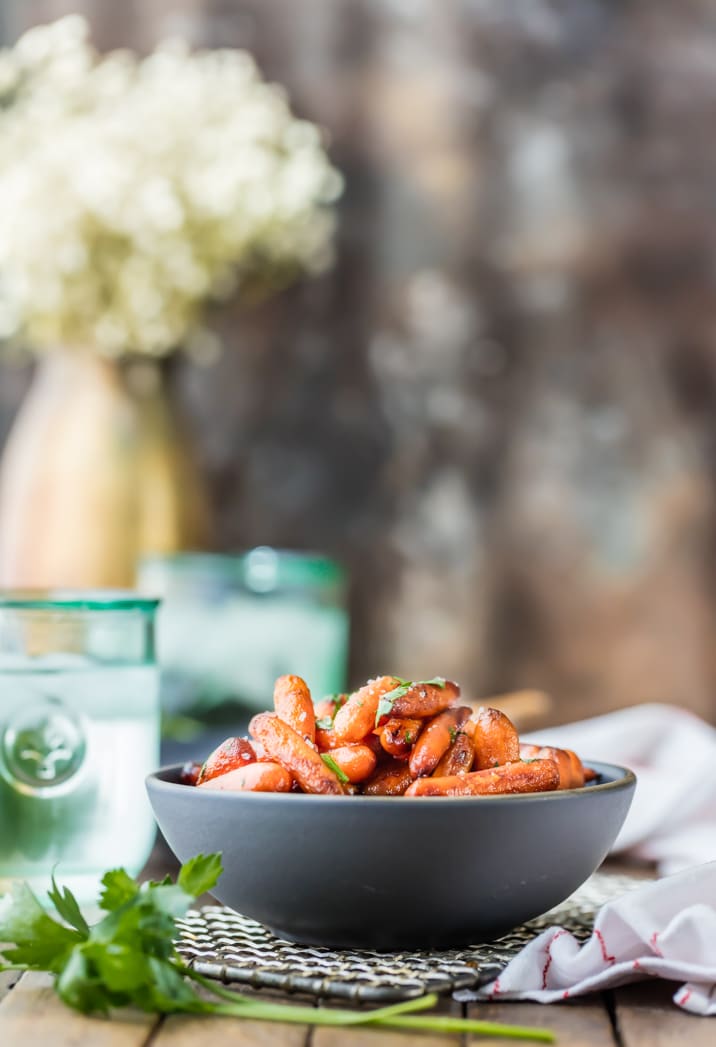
(0, 591, 160, 901)
(138, 549, 349, 720)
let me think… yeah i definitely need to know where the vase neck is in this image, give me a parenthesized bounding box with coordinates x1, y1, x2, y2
(35, 352, 168, 401)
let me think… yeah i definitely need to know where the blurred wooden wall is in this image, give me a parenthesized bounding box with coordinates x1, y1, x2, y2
(3, 1, 716, 723)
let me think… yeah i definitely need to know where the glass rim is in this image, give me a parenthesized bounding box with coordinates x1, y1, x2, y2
(139, 548, 346, 588)
(0, 589, 160, 612)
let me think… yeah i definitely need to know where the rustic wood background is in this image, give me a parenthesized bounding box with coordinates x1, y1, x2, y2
(3, 1, 716, 724)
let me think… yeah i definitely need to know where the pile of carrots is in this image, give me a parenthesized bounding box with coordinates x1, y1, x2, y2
(183, 674, 595, 796)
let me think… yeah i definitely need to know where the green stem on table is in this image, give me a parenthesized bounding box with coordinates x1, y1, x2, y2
(379, 1014, 555, 1042)
(187, 969, 553, 1042)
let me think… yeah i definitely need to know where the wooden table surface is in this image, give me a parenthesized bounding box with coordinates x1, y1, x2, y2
(0, 839, 711, 1047)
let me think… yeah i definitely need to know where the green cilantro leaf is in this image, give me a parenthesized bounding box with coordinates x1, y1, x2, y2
(315, 716, 333, 730)
(99, 868, 140, 911)
(48, 874, 90, 938)
(177, 853, 223, 898)
(375, 683, 410, 724)
(375, 677, 448, 726)
(0, 881, 81, 971)
(320, 753, 350, 784)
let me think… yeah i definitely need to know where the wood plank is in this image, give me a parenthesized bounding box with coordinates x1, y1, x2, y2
(154, 1014, 308, 1047)
(467, 996, 616, 1047)
(0, 969, 22, 1003)
(314, 1025, 454, 1047)
(615, 981, 715, 1047)
(0, 970, 158, 1047)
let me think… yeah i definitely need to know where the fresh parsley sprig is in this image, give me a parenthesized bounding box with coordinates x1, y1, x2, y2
(0, 856, 553, 1041)
(375, 677, 446, 726)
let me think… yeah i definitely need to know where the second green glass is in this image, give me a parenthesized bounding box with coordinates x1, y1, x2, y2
(138, 548, 350, 725)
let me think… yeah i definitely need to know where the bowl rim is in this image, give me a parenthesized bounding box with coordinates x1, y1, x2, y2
(147, 759, 636, 805)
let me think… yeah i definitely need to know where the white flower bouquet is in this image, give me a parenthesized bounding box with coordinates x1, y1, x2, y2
(0, 16, 342, 358)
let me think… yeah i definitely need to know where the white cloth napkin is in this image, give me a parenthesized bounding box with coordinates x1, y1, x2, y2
(456, 863, 716, 1014)
(525, 703, 716, 874)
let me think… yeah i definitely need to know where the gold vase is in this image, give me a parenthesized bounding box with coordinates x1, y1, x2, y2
(0, 352, 210, 588)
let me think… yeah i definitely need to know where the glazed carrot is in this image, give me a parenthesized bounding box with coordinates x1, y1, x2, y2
(470, 707, 520, 770)
(197, 761, 291, 793)
(409, 706, 472, 778)
(197, 736, 257, 785)
(377, 718, 423, 759)
(249, 713, 344, 795)
(332, 676, 402, 743)
(315, 726, 341, 752)
(518, 743, 542, 759)
(274, 674, 316, 745)
(535, 746, 572, 789)
(434, 730, 475, 777)
(404, 759, 560, 797)
(389, 679, 460, 722)
(362, 759, 416, 796)
(564, 748, 587, 788)
(520, 745, 586, 789)
(323, 744, 377, 783)
(584, 765, 599, 782)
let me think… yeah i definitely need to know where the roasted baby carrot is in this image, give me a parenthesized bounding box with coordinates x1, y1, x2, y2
(197, 736, 257, 785)
(274, 674, 316, 745)
(470, 707, 520, 769)
(434, 730, 475, 777)
(377, 718, 423, 759)
(323, 744, 377, 783)
(409, 706, 471, 778)
(315, 726, 341, 752)
(332, 676, 402, 743)
(197, 761, 292, 793)
(249, 713, 344, 795)
(362, 759, 416, 796)
(404, 759, 560, 797)
(520, 744, 586, 789)
(389, 680, 460, 722)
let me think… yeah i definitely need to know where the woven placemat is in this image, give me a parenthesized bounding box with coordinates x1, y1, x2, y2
(175, 871, 645, 1002)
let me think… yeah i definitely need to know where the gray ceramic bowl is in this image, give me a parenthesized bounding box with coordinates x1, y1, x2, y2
(146, 760, 635, 950)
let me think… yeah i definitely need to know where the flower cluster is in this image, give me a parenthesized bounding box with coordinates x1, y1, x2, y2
(0, 17, 342, 357)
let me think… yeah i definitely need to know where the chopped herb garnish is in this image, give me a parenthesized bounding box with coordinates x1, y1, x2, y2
(448, 726, 457, 745)
(315, 717, 334, 730)
(404, 730, 413, 744)
(320, 753, 350, 784)
(375, 677, 447, 726)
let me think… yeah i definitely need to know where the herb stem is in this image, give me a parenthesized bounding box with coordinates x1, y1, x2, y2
(378, 1014, 555, 1041)
(186, 971, 552, 1040)
(205, 997, 437, 1026)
